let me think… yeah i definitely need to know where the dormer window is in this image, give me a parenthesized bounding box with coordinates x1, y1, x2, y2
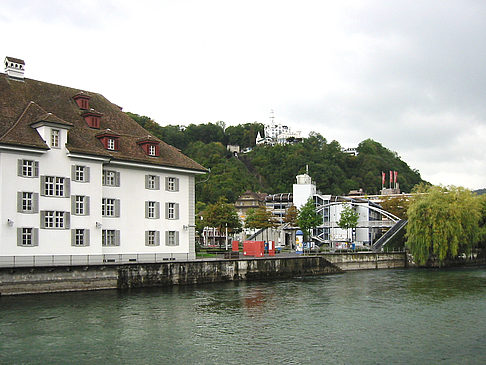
(51, 129, 60, 148)
(73, 93, 90, 110)
(96, 131, 120, 151)
(107, 138, 115, 150)
(81, 110, 102, 129)
(137, 137, 160, 157)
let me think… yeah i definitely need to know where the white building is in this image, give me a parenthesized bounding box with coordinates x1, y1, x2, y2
(0, 57, 206, 266)
(255, 112, 302, 146)
(291, 173, 396, 247)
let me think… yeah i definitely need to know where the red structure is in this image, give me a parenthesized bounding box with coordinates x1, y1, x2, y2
(268, 240, 275, 256)
(232, 240, 239, 252)
(243, 240, 264, 257)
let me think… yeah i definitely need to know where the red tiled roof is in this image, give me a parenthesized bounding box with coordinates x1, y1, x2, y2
(0, 73, 207, 172)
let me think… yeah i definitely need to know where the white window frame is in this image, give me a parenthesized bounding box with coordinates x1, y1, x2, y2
(41, 211, 69, 229)
(42, 176, 70, 197)
(166, 231, 179, 246)
(102, 198, 120, 217)
(102, 170, 120, 187)
(148, 144, 156, 156)
(17, 228, 39, 247)
(18, 159, 39, 178)
(107, 138, 115, 150)
(146, 175, 159, 190)
(102, 229, 120, 246)
(75, 196, 85, 215)
(51, 129, 60, 148)
(72, 228, 90, 247)
(165, 177, 179, 192)
(165, 202, 179, 220)
(72, 165, 90, 183)
(145, 230, 160, 246)
(17, 192, 38, 213)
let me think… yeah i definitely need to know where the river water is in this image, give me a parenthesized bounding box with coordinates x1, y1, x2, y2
(1, 267, 485, 364)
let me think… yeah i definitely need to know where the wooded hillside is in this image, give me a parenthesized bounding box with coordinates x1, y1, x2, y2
(127, 113, 424, 204)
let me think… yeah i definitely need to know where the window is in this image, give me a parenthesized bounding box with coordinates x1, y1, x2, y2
(72, 195, 90, 216)
(102, 170, 120, 187)
(165, 231, 179, 246)
(145, 201, 160, 219)
(17, 228, 39, 246)
(51, 129, 60, 148)
(145, 175, 160, 190)
(107, 138, 115, 150)
(17, 192, 38, 213)
(145, 230, 160, 246)
(148, 144, 156, 156)
(72, 165, 90, 182)
(41, 176, 70, 197)
(41, 211, 70, 229)
(102, 229, 120, 246)
(72, 229, 90, 246)
(17, 159, 39, 178)
(102, 198, 120, 217)
(165, 202, 179, 220)
(165, 177, 179, 192)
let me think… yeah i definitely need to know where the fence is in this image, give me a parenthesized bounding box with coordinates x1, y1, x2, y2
(0, 253, 194, 268)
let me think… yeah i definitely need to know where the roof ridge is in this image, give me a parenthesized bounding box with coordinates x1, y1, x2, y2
(0, 101, 44, 139)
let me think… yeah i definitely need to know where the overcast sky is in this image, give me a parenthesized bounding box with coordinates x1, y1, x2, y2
(2, 0, 485, 190)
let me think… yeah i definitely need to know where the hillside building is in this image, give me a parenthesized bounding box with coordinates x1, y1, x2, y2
(0, 57, 206, 266)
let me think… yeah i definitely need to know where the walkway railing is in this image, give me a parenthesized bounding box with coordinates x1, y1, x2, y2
(0, 253, 195, 268)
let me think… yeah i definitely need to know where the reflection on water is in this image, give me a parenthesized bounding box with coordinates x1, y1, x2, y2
(1, 267, 485, 364)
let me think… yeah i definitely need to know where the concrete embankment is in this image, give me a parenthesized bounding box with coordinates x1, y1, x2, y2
(0, 253, 407, 296)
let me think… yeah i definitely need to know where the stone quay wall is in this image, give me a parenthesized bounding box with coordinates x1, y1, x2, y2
(0, 253, 407, 296)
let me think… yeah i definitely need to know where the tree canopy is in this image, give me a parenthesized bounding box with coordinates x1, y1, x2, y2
(406, 185, 482, 266)
(337, 204, 359, 242)
(245, 207, 278, 230)
(297, 198, 321, 241)
(202, 197, 242, 246)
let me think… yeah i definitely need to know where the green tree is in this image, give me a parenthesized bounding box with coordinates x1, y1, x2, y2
(380, 195, 410, 220)
(297, 198, 321, 242)
(203, 197, 242, 247)
(337, 204, 359, 242)
(245, 207, 277, 229)
(283, 205, 299, 227)
(406, 185, 481, 266)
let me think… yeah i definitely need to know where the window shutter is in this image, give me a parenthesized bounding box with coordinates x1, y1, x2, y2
(71, 196, 76, 214)
(65, 212, 71, 229)
(165, 203, 169, 219)
(175, 231, 179, 246)
(165, 177, 169, 191)
(17, 228, 22, 246)
(115, 172, 120, 187)
(32, 228, 39, 246)
(165, 231, 169, 245)
(115, 199, 121, 217)
(17, 192, 22, 213)
(33, 193, 39, 213)
(145, 230, 149, 245)
(145, 175, 150, 189)
(175, 203, 179, 220)
(155, 231, 160, 245)
(34, 161, 39, 177)
(40, 176, 46, 196)
(71, 165, 76, 180)
(84, 229, 90, 246)
(154, 176, 159, 190)
(40, 211, 46, 228)
(85, 167, 90, 182)
(85, 196, 90, 216)
(102, 171, 106, 185)
(17, 160, 22, 176)
(115, 230, 121, 246)
(71, 229, 76, 246)
(145, 201, 149, 218)
(156, 202, 160, 219)
(175, 178, 179, 191)
(65, 178, 71, 197)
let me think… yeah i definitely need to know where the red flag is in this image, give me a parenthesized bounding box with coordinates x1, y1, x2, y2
(394, 171, 398, 184)
(382, 171, 385, 186)
(389, 171, 393, 185)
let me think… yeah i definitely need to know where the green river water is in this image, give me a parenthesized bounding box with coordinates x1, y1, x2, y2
(1, 266, 485, 364)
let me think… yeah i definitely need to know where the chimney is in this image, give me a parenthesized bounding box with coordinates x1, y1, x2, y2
(4, 56, 25, 81)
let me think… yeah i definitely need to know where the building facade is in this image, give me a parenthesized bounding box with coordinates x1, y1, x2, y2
(0, 57, 206, 266)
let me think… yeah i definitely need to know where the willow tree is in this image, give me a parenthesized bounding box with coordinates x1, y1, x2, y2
(406, 184, 481, 266)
